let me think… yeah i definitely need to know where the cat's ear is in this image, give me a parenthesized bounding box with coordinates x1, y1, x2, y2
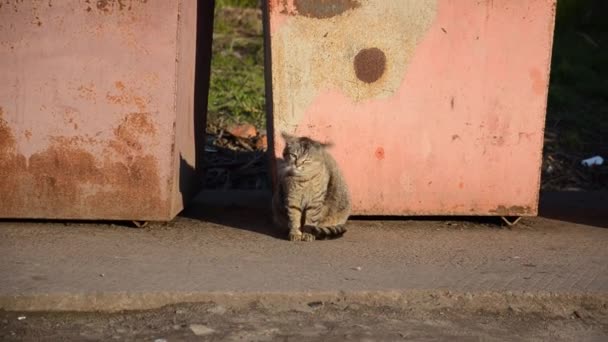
(281, 131, 296, 143)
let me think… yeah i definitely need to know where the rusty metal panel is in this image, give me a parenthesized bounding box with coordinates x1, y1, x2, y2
(0, 0, 209, 221)
(265, 0, 557, 216)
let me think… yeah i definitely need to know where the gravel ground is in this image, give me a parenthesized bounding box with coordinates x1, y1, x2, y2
(2, 302, 607, 341)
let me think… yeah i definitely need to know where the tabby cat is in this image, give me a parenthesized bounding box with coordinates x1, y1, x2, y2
(272, 132, 351, 241)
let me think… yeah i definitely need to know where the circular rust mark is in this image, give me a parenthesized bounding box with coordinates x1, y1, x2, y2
(354, 48, 386, 83)
(374, 147, 385, 160)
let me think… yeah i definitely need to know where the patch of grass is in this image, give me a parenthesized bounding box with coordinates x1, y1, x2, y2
(208, 5, 265, 129)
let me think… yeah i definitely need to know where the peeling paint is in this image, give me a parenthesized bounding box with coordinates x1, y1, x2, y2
(269, 0, 438, 132)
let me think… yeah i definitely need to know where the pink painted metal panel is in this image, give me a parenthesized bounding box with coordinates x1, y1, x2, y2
(0, 0, 209, 221)
(266, 0, 557, 216)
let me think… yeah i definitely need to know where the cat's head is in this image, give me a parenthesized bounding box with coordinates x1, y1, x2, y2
(280, 132, 332, 175)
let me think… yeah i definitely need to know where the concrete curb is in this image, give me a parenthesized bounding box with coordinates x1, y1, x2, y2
(2, 290, 607, 317)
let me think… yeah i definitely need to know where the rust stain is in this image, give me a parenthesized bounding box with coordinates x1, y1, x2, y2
(354, 48, 386, 83)
(490, 205, 533, 216)
(49, 135, 99, 147)
(1, 107, 16, 155)
(93, 0, 147, 14)
(24, 130, 32, 140)
(61, 106, 81, 130)
(517, 132, 534, 143)
(374, 147, 385, 160)
(0, 108, 166, 219)
(1, 108, 29, 214)
(110, 112, 156, 154)
(451, 134, 460, 141)
(77, 83, 97, 102)
(491, 135, 505, 146)
(458, 182, 464, 189)
(106, 81, 149, 112)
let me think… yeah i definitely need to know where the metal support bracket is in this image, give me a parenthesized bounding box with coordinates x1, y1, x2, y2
(500, 216, 522, 227)
(132, 221, 149, 228)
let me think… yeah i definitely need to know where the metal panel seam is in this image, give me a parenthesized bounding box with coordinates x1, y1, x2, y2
(167, 0, 184, 219)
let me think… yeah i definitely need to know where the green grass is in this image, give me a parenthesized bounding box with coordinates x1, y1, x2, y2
(207, 0, 265, 129)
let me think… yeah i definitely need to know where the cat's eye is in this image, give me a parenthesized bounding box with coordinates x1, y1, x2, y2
(289, 153, 298, 160)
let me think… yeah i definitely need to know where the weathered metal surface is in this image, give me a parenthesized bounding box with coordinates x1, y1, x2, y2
(265, 0, 557, 216)
(0, 0, 211, 221)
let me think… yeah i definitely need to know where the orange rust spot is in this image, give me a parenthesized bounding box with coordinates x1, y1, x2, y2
(133, 96, 147, 112)
(458, 182, 464, 189)
(50, 135, 98, 147)
(77, 83, 96, 102)
(24, 130, 32, 140)
(374, 147, 385, 160)
(110, 113, 156, 154)
(490, 205, 533, 216)
(106, 81, 149, 112)
(0, 107, 16, 155)
(1, 109, 29, 213)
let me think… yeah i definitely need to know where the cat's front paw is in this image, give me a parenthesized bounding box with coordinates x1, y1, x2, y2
(288, 231, 303, 241)
(301, 233, 316, 242)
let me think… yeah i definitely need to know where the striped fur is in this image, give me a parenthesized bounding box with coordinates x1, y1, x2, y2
(272, 132, 351, 241)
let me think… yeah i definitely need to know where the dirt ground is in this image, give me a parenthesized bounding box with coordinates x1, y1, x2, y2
(1, 192, 607, 340)
(2, 301, 607, 341)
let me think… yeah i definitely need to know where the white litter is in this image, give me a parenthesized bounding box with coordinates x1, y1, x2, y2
(189, 324, 215, 336)
(17, 316, 26, 320)
(581, 156, 604, 167)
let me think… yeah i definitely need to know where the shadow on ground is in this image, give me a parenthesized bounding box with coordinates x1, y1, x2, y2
(180, 190, 283, 239)
(539, 191, 608, 229)
(179, 190, 529, 241)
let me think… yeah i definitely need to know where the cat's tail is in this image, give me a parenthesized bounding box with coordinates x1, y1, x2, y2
(306, 225, 347, 239)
